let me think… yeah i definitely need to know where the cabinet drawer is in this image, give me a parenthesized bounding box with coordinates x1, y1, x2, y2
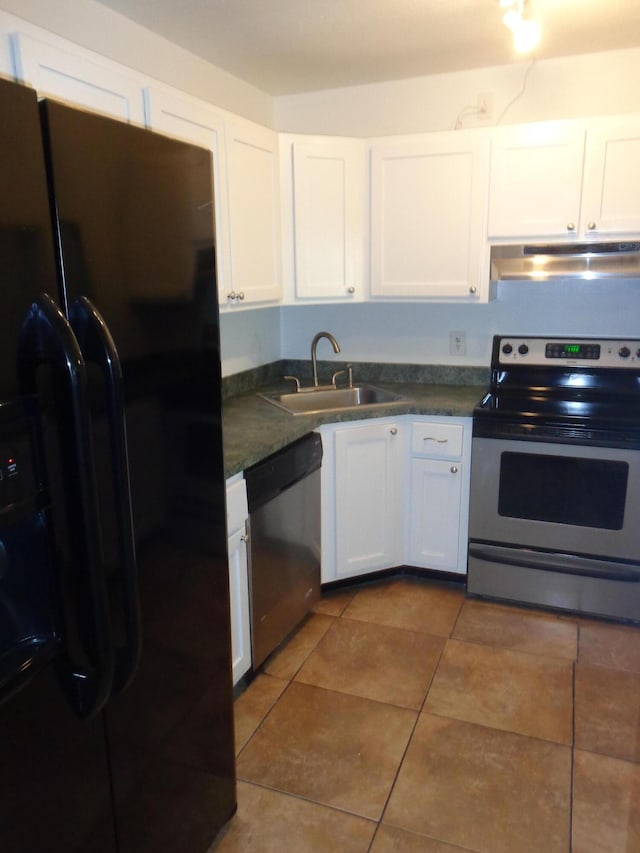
(226, 477, 248, 534)
(411, 421, 463, 458)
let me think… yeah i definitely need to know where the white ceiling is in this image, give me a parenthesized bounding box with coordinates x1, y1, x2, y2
(94, 0, 640, 96)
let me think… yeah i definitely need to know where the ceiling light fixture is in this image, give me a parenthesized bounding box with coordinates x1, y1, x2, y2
(499, 0, 541, 54)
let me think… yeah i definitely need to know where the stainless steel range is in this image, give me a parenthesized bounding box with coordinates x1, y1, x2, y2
(468, 335, 640, 622)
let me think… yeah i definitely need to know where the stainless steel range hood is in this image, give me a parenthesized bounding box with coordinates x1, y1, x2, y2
(491, 242, 640, 281)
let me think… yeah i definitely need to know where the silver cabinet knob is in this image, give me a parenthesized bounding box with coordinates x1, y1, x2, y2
(228, 291, 237, 301)
(238, 291, 245, 300)
(567, 222, 576, 231)
(450, 465, 458, 474)
(469, 286, 477, 295)
(587, 221, 596, 231)
(241, 533, 249, 543)
(347, 286, 355, 294)
(390, 427, 398, 435)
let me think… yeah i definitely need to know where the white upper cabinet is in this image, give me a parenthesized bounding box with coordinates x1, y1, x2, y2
(143, 86, 231, 306)
(10, 32, 145, 123)
(488, 122, 585, 239)
(287, 136, 365, 301)
(226, 117, 282, 306)
(369, 131, 490, 301)
(581, 116, 640, 236)
(488, 115, 640, 240)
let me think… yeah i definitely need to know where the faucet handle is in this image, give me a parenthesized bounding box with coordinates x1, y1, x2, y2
(345, 363, 353, 388)
(283, 375, 301, 392)
(331, 369, 346, 387)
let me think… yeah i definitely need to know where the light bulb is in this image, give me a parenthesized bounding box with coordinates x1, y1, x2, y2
(513, 17, 541, 52)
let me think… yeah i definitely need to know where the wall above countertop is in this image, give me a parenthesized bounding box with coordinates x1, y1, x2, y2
(219, 276, 640, 375)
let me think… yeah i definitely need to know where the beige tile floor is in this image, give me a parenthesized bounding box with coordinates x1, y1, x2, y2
(214, 577, 640, 852)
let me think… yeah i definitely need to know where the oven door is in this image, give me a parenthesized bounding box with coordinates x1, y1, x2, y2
(468, 436, 640, 620)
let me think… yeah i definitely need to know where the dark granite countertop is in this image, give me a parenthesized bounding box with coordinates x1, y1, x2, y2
(222, 378, 487, 478)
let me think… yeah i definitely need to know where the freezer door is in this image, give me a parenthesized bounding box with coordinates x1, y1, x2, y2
(0, 78, 117, 853)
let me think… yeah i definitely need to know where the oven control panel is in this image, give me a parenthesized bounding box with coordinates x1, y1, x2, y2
(495, 337, 640, 368)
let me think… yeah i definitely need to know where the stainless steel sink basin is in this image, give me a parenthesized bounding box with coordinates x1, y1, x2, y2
(258, 384, 410, 416)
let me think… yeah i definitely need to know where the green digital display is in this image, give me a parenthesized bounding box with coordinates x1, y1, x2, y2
(545, 342, 601, 359)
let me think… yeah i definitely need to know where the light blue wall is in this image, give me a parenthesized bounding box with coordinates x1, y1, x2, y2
(277, 279, 640, 369)
(219, 307, 281, 376)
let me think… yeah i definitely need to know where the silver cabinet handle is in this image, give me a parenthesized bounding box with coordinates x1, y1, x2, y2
(238, 291, 245, 300)
(424, 437, 447, 444)
(587, 221, 596, 231)
(347, 286, 355, 294)
(567, 222, 576, 231)
(241, 533, 249, 543)
(227, 291, 237, 301)
(450, 466, 458, 474)
(390, 427, 398, 435)
(469, 286, 477, 294)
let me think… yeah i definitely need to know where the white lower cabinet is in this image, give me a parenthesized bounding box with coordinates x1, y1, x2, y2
(320, 415, 471, 584)
(226, 475, 251, 684)
(320, 419, 404, 582)
(407, 418, 472, 574)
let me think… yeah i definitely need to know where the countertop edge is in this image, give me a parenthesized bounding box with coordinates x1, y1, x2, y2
(223, 381, 485, 479)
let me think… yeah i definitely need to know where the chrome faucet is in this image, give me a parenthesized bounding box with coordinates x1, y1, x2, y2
(311, 331, 341, 386)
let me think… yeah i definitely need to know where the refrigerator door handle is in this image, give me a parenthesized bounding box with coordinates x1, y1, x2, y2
(17, 293, 114, 717)
(69, 296, 141, 694)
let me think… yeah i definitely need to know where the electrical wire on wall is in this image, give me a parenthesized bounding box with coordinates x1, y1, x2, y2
(452, 57, 536, 130)
(496, 57, 536, 123)
(452, 102, 484, 130)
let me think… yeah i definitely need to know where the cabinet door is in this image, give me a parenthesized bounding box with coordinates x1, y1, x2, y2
(370, 132, 489, 300)
(334, 422, 402, 578)
(581, 117, 640, 236)
(292, 138, 364, 300)
(144, 86, 231, 306)
(409, 458, 463, 572)
(488, 122, 585, 239)
(11, 32, 144, 122)
(226, 117, 282, 305)
(227, 526, 251, 685)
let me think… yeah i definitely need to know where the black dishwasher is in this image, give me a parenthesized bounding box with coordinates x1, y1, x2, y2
(244, 432, 323, 668)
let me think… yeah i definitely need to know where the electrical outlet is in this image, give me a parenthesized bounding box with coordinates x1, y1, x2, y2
(477, 93, 492, 120)
(450, 331, 467, 356)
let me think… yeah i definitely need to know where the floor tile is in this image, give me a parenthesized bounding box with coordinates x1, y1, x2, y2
(579, 620, 640, 673)
(295, 617, 444, 709)
(236, 681, 416, 820)
(342, 577, 464, 637)
(262, 613, 334, 680)
(454, 598, 577, 660)
(371, 824, 472, 851)
(575, 664, 640, 763)
(572, 749, 640, 852)
(424, 639, 573, 744)
(214, 781, 376, 852)
(312, 588, 357, 617)
(384, 713, 571, 853)
(233, 674, 288, 755)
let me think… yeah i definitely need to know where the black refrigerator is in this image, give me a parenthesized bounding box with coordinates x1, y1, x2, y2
(0, 77, 236, 852)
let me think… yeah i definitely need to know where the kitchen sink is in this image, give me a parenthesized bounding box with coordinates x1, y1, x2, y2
(258, 384, 410, 416)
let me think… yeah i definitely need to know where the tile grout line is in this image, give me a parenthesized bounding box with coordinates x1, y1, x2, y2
(373, 597, 463, 844)
(569, 627, 578, 853)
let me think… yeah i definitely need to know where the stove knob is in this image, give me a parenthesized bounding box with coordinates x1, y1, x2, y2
(518, 344, 529, 355)
(619, 346, 631, 359)
(502, 343, 513, 354)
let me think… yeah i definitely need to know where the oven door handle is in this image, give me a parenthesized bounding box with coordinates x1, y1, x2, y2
(469, 544, 640, 583)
